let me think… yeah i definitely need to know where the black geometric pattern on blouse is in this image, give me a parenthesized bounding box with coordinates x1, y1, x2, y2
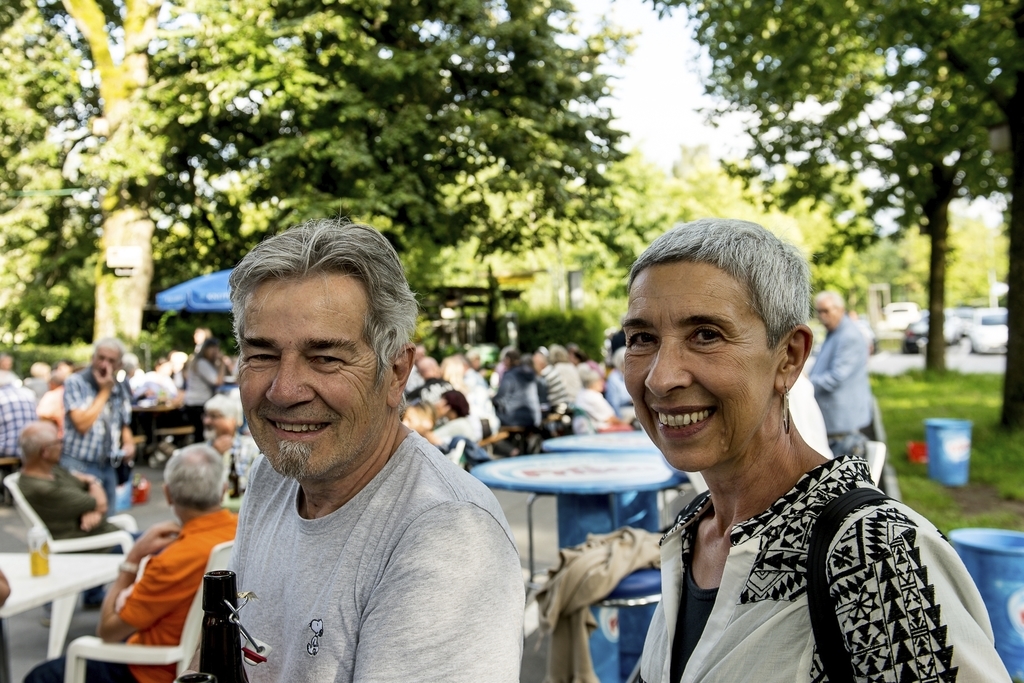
(733, 456, 869, 605)
(810, 506, 959, 682)
(694, 455, 958, 682)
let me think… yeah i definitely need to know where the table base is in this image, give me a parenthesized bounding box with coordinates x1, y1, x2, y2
(555, 491, 660, 549)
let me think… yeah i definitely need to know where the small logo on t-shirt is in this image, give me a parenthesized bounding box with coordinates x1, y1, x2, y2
(306, 619, 324, 656)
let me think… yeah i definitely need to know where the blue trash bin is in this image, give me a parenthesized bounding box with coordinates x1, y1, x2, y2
(950, 528, 1024, 679)
(924, 418, 972, 486)
(589, 605, 620, 682)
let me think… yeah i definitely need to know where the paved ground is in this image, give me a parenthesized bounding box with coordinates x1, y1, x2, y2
(866, 345, 1006, 376)
(0, 462, 697, 682)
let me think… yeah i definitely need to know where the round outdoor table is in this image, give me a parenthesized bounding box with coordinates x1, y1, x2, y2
(540, 431, 660, 454)
(472, 451, 687, 567)
(473, 450, 682, 494)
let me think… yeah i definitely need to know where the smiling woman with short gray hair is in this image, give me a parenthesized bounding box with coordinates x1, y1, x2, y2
(627, 218, 1009, 682)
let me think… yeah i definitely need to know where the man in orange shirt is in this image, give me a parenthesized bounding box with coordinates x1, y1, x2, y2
(24, 444, 237, 683)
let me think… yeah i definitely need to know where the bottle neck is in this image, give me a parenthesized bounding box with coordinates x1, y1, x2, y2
(202, 570, 238, 616)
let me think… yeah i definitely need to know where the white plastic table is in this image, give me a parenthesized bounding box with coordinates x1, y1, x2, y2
(0, 552, 123, 681)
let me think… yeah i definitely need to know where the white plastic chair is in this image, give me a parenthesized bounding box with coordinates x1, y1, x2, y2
(866, 440, 887, 486)
(3, 472, 136, 554)
(63, 540, 235, 683)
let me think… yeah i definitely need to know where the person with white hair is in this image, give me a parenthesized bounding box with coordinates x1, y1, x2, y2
(628, 219, 1007, 682)
(18, 420, 122, 542)
(23, 362, 52, 402)
(202, 393, 259, 496)
(573, 364, 631, 433)
(809, 290, 874, 459)
(462, 348, 489, 392)
(120, 353, 145, 395)
(548, 344, 583, 401)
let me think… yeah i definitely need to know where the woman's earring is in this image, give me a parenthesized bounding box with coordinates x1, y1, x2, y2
(782, 384, 791, 434)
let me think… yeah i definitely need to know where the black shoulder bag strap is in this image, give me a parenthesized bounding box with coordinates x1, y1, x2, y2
(807, 487, 890, 683)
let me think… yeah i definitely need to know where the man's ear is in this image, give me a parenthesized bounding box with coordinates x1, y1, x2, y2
(387, 343, 415, 409)
(163, 482, 173, 507)
(775, 325, 813, 394)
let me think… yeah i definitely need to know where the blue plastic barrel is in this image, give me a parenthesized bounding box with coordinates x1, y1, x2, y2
(589, 605, 620, 682)
(950, 528, 1024, 679)
(924, 418, 972, 486)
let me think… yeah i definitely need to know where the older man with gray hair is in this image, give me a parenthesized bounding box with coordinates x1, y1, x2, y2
(808, 290, 874, 459)
(62, 338, 136, 506)
(202, 393, 259, 496)
(227, 218, 524, 682)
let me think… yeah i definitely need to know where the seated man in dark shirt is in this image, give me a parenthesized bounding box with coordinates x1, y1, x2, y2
(18, 420, 122, 541)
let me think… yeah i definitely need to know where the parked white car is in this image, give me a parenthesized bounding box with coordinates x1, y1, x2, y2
(880, 302, 922, 332)
(968, 307, 1008, 354)
(949, 306, 975, 340)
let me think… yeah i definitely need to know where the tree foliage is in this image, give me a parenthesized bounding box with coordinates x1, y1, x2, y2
(0, 1, 100, 346)
(653, 0, 1024, 423)
(1, 0, 629, 344)
(146, 0, 628, 274)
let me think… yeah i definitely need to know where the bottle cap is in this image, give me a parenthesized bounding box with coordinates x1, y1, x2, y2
(202, 570, 238, 615)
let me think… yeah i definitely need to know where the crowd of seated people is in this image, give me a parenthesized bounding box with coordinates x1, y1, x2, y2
(396, 337, 641, 464)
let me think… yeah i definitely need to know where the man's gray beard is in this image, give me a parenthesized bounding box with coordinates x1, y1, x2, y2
(272, 440, 314, 479)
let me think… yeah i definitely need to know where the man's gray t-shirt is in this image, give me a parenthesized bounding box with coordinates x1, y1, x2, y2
(230, 432, 525, 682)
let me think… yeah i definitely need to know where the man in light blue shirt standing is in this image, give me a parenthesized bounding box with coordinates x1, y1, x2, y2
(809, 291, 873, 459)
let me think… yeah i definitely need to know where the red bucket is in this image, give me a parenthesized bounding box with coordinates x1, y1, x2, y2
(907, 441, 928, 464)
(132, 476, 151, 504)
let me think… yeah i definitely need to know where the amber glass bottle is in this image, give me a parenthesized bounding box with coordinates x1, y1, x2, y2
(198, 570, 249, 683)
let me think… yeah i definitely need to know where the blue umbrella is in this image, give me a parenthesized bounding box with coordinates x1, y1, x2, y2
(155, 269, 233, 313)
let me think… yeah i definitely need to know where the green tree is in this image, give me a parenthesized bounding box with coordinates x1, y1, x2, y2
(1, 0, 628, 346)
(654, 1, 1021, 405)
(146, 0, 627, 267)
(51, 0, 165, 341)
(0, 1, 99, 346)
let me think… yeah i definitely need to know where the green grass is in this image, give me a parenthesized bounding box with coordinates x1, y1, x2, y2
(873, 370, 1024, 533)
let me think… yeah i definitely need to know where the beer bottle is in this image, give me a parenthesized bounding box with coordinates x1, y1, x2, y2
(198, 570, 249, 683)
(227, 455, 241, 499)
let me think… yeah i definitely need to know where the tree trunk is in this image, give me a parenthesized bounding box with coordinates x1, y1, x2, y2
(923, 165, 955, 372)
(485, 265, 500, 344)
(63, 0, 161, 345)
(1002, 75, 1024, 429)
(93, 203, 155, 342)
